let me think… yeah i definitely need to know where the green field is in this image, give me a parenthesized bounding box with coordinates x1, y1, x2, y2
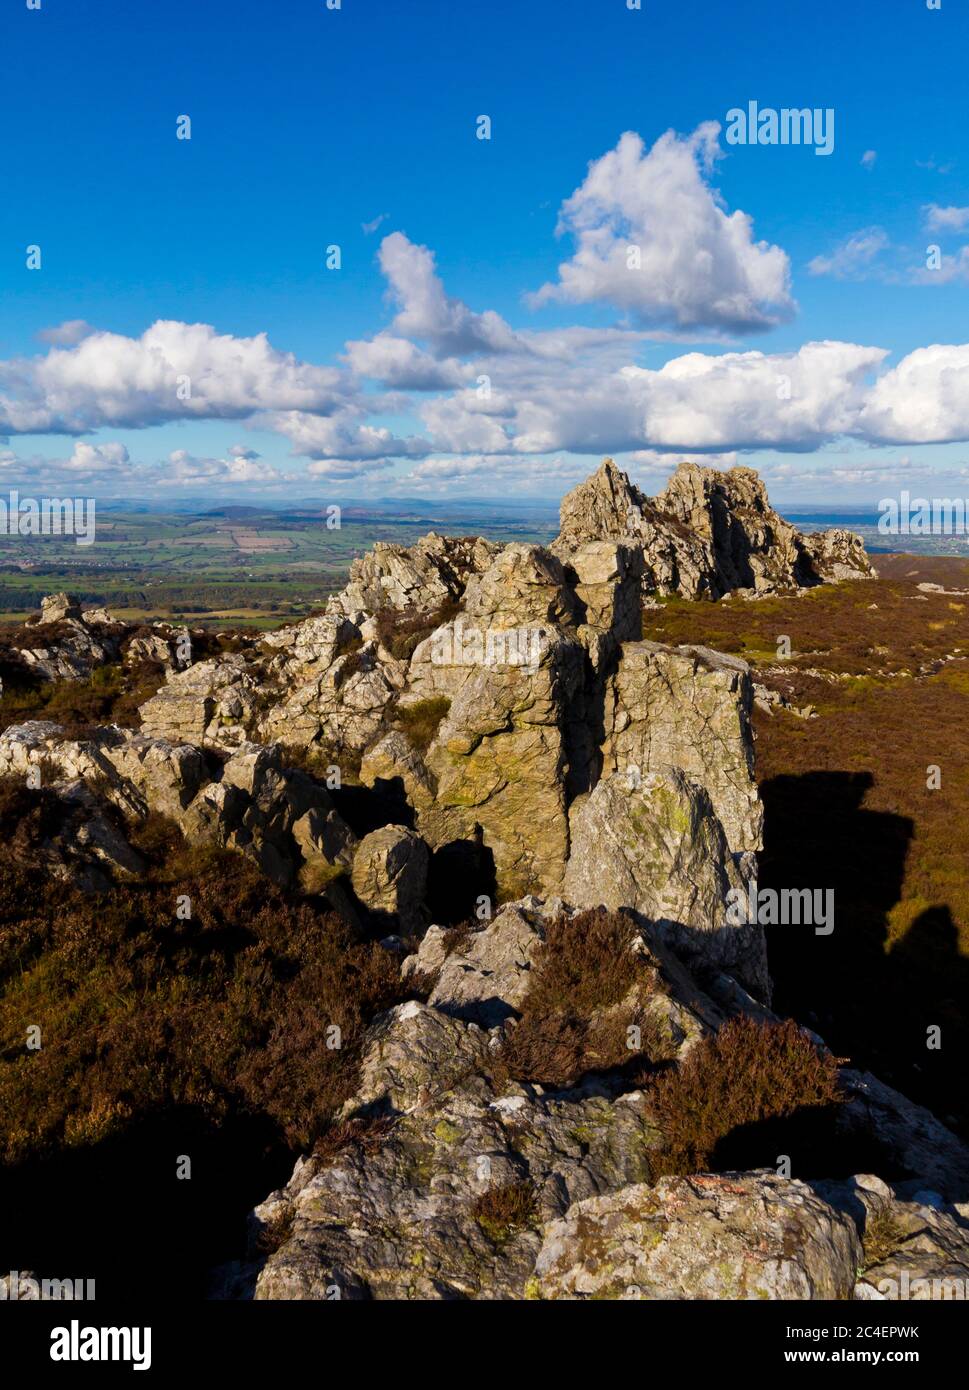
(0, 506, 557, 627)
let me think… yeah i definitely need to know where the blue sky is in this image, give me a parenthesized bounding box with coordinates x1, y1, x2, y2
(3, 0, 969, 505)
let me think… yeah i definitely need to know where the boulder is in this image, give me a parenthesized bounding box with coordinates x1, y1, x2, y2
(350, 825, 429, 930)
(250, 1001, 656, 1300)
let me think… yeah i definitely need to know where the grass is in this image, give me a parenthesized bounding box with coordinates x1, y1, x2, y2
(374, 599, 461, 662)
(395, 696, 451, 753)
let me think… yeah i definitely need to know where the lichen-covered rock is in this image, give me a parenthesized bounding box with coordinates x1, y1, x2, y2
(405, 902, 544, 1028)
(350, 825, 429, 930)
(359, 730, 437, 812)
(534, 1171, 863, 1300)
(812, 1174, 969, 1300)
(602, 640, 763, 856)
(419, 632, 586, 899)
(562, 767, 768, 1000)
(250, 1001, 658, 1300)
(801, 528, 876, 583)
(258, 640, 406, 755)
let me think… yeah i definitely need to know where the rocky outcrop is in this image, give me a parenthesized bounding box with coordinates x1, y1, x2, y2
(138, 654, 264, 749)
(327, 532, 500, 621)
(6, 592, 124, 681)
(556, 458, 875, 600)
(235, 899, 969, 1299)
(0, 722, 356, 896)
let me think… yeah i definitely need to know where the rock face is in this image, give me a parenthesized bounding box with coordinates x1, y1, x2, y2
(534, 1171, 863, 1300)
(138, 655, 263, 749)
(602, 641, 763, 857)
(557, 458, 875, 599)
(562, 768, 768, 1000)
(328, 532, 500, 620)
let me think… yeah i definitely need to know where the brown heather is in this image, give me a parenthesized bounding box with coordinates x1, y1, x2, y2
(0, 804, 411, 1165)
(495, 908, 674, 1088)
(647, 1016, 843, 1178)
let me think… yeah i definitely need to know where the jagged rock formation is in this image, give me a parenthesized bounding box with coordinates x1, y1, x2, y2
(562, 767, 767, 999)
(556, 458, 875, 599)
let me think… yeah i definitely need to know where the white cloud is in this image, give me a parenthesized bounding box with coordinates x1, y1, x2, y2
(362, 213, 389, 236)
(0, 440, 130, 486)
(306, 457, 394, 481)
(922, 204, 969, 231)
(262, 408, 432, 463)
(164, 448, 283, 486)
(344, 333, 470, 389)
(807, 227, 889, 279)
(860, 344, 969, 442)
(378, 232, 522, 355)
(861, 150, 877, 170)
(0, 321, 349, 434)
(529, 126, 794, 332)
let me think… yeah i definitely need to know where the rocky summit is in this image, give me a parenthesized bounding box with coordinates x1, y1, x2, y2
(4, 459, 967, 1304)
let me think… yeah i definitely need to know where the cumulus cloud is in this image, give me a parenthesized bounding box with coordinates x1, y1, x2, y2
(807, 227, 890, 279)
(528, 126, 794, 333)
(0, 321, 349, 434)
(378, 232, 522, 356)
(0, 440, 130, 486)
(262, 408, 432, 463)
(343, 333, 470, 389)
(922, 204, 969, 232)
(859, 345, 969, 442)
(164, 448, 283, 486)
